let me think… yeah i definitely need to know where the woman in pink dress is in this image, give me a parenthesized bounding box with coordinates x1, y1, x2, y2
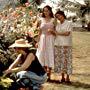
(36, 5, 56, 80)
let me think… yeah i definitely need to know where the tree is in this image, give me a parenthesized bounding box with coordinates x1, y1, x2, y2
(51, 0, 90, 30)
(81, 0, 90, 30)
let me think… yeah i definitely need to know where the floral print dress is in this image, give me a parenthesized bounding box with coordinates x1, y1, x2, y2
(54, 20, 73, 75)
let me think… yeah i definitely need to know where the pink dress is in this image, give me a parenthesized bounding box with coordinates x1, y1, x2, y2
(36, 18, 55, 69)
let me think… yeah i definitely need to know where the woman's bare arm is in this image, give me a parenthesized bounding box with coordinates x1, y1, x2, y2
(56, 31, 70, 36)
(9, 54, 22, 69)
(10, 53, 35, 73)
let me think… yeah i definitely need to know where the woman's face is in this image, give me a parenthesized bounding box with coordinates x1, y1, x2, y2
(14, 47, 23, 54)
(56, 14, 64, 23)
(43, 7, 50, 17)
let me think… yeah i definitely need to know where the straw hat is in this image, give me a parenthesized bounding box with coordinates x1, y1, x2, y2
(9, 38, 32, 48)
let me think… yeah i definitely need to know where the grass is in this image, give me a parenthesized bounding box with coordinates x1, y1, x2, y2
(0, 31, 90, 90)
(42, 31, 90, 90)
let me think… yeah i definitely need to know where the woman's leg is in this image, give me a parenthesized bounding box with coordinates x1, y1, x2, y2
(47, 67, 52, 81)
(17, 71, 47, 90)
(66, 74, 71, 83)
(17, 71, 47, 84)
(63, 46, 72, 83)
(61, 73, 65, 82)
(43, 66, 52, 80)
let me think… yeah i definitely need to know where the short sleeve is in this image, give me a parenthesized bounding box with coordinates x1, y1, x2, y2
(66, 22, 73, 31)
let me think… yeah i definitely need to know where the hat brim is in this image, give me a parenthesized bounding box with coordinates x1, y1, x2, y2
(9, 43, 32, 48)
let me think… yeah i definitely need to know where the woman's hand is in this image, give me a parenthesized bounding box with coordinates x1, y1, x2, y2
(47, 29, 56, 36)
(3, 69, 12, 76)
(47, 29, 53, 35)
(35, 42, 38, 48)
(57, 31, 70, 36)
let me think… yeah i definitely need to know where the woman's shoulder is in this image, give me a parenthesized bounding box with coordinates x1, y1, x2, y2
(65, 20, 72, 25)
(37, 17, 43, 21)
(56, 21, 61, 26)
(29, 48, 37, 55)
(51, 18, 57, 26)
(64, 20, 73, 30)
(51, 18, 56, 22)
(37, 17, 44, 25)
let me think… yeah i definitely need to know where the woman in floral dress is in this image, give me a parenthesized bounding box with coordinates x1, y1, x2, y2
(36, 5, 56, 80)
(54, 10, 73, 83)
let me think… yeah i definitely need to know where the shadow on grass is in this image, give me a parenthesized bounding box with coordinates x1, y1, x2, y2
(65, 81, 90, 89)
(47, 80, 90, 89)
(72, 73, 90, 77)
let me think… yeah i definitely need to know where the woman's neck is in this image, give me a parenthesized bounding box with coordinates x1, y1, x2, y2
(45, 15, 51, 19)
(61, 19, 65, 24)
(45, 16, 52, 22)
(21, 50, 27, 56)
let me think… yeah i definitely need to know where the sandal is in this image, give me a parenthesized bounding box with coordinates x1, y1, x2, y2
(65, 80, 72, 84)
(61, 78, 65, 83)
(47, 78, 51, 82)
(54, 80, 61, 84)
(47, 78, 56, 83)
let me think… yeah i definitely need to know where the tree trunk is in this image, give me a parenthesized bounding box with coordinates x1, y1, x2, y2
(87, 22, 90, 31)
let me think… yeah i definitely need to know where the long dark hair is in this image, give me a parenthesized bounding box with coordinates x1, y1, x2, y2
(42, 5, 54, 18)
(55, 10, 66, 19)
